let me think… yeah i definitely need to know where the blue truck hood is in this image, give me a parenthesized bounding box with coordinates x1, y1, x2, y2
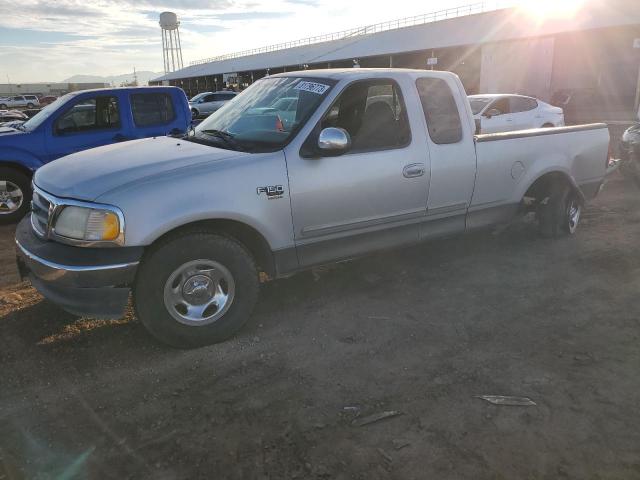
(34, 136, 245, 201)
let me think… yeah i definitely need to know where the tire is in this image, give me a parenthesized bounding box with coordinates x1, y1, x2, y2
(191, 108, 199, 119)
(27, 103, 34, 108)
(0, 167, 31, 224)
(0, 104, 7, 109)
(541, 123, 554, 128)
(134, 231, 260, 348)
(538, 183, 582, 238)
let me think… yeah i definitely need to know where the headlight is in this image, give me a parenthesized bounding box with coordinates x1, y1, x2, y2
(54, 206, 122, 243)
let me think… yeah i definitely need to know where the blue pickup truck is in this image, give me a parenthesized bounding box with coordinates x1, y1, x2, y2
(0, 86, 190, 223)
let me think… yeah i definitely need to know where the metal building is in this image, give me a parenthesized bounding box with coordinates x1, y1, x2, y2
(151, 0, 640, 118)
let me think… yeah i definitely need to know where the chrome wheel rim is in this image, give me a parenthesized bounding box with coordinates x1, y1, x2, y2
(567, 199, 581, 234)
(0, 180, 24, 214)
(163, 259, 235, 326)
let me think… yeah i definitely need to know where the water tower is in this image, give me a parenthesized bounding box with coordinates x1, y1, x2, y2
(159, 11, 184, 73)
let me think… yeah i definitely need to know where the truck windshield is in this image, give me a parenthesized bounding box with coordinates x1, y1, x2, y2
(22, 94, 74, 132)
(192, 76, 336, 152)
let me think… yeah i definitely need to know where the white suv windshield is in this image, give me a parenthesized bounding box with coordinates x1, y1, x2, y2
(192, 76, 336, 152)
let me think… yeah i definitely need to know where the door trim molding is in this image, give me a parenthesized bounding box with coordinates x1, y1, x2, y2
(299, 207, 426, 238)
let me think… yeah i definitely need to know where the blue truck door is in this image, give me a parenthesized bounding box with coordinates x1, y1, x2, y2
(127, 91, 187, 139)
(45, 93, 129, 161)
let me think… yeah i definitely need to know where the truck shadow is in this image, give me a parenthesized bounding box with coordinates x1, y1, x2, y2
(0, 219, 541, 361)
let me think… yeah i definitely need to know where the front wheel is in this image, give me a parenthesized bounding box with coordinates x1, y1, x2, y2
(0, 167, 31, 224)
(134, 232, 260, 348)
(191, 108, 199, 119)
(27, 103, 34, 108)
(538, 184, 582, 238)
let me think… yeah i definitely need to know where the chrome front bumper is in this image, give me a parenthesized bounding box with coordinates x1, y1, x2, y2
(15, 216, 143, 318)
(16, 240, 138, 288)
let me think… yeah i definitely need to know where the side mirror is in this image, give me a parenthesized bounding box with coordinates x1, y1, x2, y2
(484, 108, 502, 119)
(317, 127, 351, 156)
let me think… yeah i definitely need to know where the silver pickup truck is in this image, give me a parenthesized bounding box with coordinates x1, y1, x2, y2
(16, 69, 610, 347)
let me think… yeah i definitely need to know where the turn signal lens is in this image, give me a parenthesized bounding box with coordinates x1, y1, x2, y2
(86, 210, 120, 241)
(54, 206, 121, 243)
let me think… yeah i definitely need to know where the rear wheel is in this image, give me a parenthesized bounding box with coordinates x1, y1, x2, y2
(134, 231, 260, 348)
(538, 183, 581, 238)
(0, 167, 31, 224)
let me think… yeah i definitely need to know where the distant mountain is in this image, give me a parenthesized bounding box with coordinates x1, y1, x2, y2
(61, 71, 163, 86)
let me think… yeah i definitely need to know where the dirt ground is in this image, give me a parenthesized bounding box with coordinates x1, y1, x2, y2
(1, 174, 640, 480)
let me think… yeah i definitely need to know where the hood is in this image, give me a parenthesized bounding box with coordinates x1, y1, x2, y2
(1, 120, 26, 129)
(34, 136, 246, 201)
(0, 126, 23, 136)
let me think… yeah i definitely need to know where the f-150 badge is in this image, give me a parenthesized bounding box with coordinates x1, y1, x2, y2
(257, 185, 284, 200)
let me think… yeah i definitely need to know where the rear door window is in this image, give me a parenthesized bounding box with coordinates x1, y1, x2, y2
(131, 93, 175, 127)
(415, 77, 463, 144)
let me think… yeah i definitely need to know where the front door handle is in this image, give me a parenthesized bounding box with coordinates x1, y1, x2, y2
(403, 163, 425, 178)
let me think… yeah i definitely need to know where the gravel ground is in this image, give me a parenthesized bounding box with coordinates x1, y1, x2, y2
(1, 174, 640, 480)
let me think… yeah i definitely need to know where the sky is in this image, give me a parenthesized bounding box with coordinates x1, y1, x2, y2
(0, 0, 505, 83)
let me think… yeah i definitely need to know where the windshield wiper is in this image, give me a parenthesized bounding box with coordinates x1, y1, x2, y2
(201, 128, 233, 138)
(199, 129, 250, 152)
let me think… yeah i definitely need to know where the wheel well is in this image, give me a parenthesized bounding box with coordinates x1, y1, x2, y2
(523, 172, 576, 207)
(0, 161, 34, 179)
(152, 219, 276, 277)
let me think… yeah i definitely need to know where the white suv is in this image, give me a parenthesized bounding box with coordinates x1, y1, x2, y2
(0, 95, 40, 109)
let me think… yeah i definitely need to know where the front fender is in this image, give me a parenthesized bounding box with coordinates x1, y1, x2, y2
(0, 147, 45, 172)
(96, 151, 295, 251)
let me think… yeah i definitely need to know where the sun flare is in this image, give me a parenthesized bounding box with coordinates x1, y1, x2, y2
(517, 0, 587, 20)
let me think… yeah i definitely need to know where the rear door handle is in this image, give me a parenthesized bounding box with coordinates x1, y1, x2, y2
(403, 163, 425, 178)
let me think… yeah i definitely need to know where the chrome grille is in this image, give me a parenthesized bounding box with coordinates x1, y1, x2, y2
(31, 189, 52, 238)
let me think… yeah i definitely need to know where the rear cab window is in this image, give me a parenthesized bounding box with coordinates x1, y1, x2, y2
(131, 93, 176, 127)
(415, 77, 463, 144)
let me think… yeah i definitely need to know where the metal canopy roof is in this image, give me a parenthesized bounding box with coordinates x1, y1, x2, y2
(153, 0, 640, 82)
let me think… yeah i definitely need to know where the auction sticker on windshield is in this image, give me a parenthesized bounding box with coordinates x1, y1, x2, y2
(294, 81, 330, 95)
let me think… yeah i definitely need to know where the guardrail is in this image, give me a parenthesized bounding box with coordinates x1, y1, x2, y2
(189, 1, 515, 66)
